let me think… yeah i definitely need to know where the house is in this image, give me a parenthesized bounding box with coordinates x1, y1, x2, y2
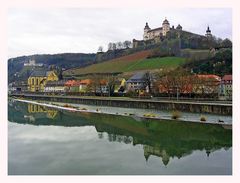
(219, 75, 232, 100)
(96, 80, 109, 95)
(64, 80, 82, 92)
(79, 79, 92, 93)
(8, 81, 28, 93)
(126, 72, 149, 95)
(28, 70, 59, 92)
(192, 74, 221, 95)
(44, 80, 67, 93)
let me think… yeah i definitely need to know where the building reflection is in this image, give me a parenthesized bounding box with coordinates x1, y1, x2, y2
(8, 101, 232, 166)
(25, 103, 59, 122)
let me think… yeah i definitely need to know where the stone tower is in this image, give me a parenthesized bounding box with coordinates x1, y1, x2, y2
(162, 18, 170, 36)
(205, 26, 212, 37)
(143, 22, 151, 41)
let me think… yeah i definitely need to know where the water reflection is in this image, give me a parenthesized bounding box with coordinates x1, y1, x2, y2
(8, 100, 232, 167)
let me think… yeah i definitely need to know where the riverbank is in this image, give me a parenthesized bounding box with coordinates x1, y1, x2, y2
(12, 98, 232, 127)
(10, 94, 232, 115)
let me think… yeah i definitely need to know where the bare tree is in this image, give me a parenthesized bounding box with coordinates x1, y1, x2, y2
(108, 42, 113, 51)
(98, 46, 104, 52)
(116, 42, 123, 49)
(123, 40, 132, 48)
(112, 43, 117, 50)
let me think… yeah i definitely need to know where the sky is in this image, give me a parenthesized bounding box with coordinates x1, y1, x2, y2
(8, 8, 232, 58)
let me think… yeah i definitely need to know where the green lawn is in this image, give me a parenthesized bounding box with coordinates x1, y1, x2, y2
(126, 57, 186, 72)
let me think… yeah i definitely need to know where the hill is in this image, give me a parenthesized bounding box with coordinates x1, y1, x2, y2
(8, 53, 96, 83)
(182, 48, 232, 76)
(63, 50, 186, 76)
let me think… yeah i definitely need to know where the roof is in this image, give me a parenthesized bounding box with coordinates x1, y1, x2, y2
(79, 79, 91, 85)
(222, 75, 232, 81)
(163, 18, 169, 25)
(64, 80, 82, 87)
(30, 70, 47, 77)
(176, 24, 182, 29)
(127, 72, 146, 83)
(196, 74, 221, 81)
(100, 80, 107, 85)
(147, 27, 162, 33)
(45, 80, 66, 87)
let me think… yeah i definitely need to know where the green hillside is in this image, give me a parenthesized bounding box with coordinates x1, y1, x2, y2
(126, 57, 186, 72)
(63, 50, 186, 76)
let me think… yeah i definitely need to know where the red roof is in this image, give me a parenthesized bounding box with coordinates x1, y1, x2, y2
(65, 80, 82, 87)
(79, 79, 91, 85)
(196, 74, 221, 81)
(222, 75, 232, 81)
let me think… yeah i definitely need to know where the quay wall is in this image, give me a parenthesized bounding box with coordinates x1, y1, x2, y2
(11, 94, 232, 115)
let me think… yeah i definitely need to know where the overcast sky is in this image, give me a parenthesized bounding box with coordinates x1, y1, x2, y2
(8, 8, 232, 58)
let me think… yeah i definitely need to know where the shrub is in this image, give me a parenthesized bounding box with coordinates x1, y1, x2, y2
(200, 115, 207, 122)
(143, 113, 156, 118)
(171, 111, 181, 119)
(63, 104, 71, 107)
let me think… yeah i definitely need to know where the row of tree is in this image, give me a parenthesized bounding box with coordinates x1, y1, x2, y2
(98, 40, 132, 52)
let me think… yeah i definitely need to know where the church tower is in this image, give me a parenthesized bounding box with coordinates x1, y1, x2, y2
(143, 22, 151, 41)
(205, 26, 212, 37)
(162, 18, 170, 36)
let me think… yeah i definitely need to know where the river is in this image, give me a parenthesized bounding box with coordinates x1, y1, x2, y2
(8, 100, 232, 175)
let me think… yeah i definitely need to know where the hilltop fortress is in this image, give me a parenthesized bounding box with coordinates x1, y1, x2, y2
(133, 18, 212, 48)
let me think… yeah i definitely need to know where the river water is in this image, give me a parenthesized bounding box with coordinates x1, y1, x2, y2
(8, 100, 232, 175)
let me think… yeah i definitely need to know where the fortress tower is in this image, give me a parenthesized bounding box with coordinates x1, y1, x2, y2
(143, 22, 151, 41)
(162, 18, 170, 36)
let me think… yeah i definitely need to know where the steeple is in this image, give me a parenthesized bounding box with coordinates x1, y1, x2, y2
(162, 18, 170, 25)
(205, 25, 212, 37)
(144, 22, 150, 30)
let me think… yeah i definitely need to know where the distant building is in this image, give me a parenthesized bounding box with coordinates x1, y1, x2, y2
(193, 74, 221, 94)
(8, 81, 28, 93)
(133, 18, 212, 48)
(219, 75, 232, 100)
(205, 26, 212, 38)
(24, 59, 43, 67)
(44, 80, 67, 93)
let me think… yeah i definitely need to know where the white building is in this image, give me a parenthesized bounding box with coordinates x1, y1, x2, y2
(219, 75, 232, 100)
(24, 59, 43, 67)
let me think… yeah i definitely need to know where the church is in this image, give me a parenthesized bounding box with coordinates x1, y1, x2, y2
(133, 18, 212, 48)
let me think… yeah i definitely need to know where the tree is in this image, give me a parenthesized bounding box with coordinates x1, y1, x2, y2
(112, 43, 117, 50)
(123, 40, 131, 48)
(98, 46, 103, 52)
(143, 71, 153, 94)
(116, 42, 123, 49)
(108, 42, 113, 51)
(221, 38, 232, 48)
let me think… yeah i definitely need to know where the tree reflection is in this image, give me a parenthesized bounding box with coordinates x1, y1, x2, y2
(8, 101, 232, 166)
